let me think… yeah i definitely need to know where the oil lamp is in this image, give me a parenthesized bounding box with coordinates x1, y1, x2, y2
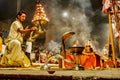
(29, 0, 49, 42)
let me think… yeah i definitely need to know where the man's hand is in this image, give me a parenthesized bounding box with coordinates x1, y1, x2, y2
(25, 25, 29, 29)
(31, 27, 37, 31)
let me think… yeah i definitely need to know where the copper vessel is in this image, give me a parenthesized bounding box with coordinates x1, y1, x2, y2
(69, 47, 84, 55)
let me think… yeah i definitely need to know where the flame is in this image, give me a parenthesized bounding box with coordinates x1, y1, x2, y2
(32, 1, 49, 26)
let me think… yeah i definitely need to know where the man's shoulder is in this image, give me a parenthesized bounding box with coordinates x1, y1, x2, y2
(12, 20, 20, 25)
(10, 20, 21, 29)
(12, 20, 19, 24)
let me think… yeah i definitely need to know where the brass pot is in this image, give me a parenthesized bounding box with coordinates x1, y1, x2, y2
(69, 47, 84, 55)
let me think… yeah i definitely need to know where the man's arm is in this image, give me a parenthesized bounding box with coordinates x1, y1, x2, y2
(17, 27, 37, 34)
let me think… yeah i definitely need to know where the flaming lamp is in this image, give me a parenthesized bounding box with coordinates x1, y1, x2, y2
(29, 0, 49, 42)
(32, 1, 49, 26)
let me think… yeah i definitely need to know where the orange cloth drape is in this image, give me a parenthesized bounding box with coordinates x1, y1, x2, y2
(64, 53, 101, 69)
(64, 53, 75, 68)
(79, 53, 96, 69)
(0, 37, 2, 53)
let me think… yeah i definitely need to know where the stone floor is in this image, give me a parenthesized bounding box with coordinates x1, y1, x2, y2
(0, 64, 120, 80)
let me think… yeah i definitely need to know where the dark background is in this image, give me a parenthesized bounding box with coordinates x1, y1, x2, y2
(1, 0, 119, 58)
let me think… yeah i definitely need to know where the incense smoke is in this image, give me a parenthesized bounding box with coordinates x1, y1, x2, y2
(1, 0, 119, 57)
(45, 0, 109, 53)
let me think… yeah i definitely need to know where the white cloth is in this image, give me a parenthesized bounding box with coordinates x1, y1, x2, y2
(0, 44, 6, 55)
(1, 20, 30, 67)
(26, 41, 32, 53)
(5, 20, 23, 44)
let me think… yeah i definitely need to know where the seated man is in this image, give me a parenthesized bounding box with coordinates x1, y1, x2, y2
(0, 10, 36, 67)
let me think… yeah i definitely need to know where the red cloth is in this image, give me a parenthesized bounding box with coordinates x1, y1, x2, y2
(64, 53, 101, 69)
(64, 53, 75, 68)
(102, 0, 111, 14)
(103, 60, 120, 68)
(80, 54, 96, 69)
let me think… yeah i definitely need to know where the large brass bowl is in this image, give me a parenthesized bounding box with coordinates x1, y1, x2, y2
(69, 47, 84, 55)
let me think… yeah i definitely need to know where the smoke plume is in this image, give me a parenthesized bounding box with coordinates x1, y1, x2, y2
(45, 0, 109, 53)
